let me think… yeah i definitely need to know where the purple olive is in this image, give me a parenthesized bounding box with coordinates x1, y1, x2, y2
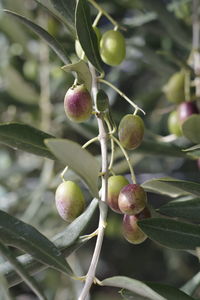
(64, 84, 93, 123)
(178, 101, 199, 123)
(107, 175, 129, 213)
(55, 181, 85, 223)
(122, 207, 151, 244)
(118, 184, 147, 215)
(118, 114, 144, 150)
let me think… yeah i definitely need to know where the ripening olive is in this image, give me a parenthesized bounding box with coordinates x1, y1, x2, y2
(118, 184, 147, 215)
(118, 114, 144, 150)
(163, 71, 185, 103)
(168, 111, 182, 136)
(64, 84, 93, 123)
(178, 101, 199, 123)
(55, 181, 85, 223)
(122, 207, 151, 244)
(107, 175, 129, 213)
(100, 30, 126, 66)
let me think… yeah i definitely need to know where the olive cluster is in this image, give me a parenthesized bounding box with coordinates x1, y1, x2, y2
(107, 176, 150, 245)
(75, 27, 126, 67)
(163, 71, 199, 136)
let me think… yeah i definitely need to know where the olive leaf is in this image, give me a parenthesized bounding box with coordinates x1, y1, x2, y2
(62, 60, 92, 91)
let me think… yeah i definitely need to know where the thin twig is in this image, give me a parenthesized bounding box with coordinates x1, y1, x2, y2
(78, 64, 108, 300)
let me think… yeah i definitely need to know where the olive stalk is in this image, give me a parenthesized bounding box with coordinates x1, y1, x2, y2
(99, 78, 145, 115)
(78, 64, 109, 300)
(88, 0, 125, 30)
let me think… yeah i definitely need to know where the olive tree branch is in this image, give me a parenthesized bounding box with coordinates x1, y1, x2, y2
(78, 64, 109, 300)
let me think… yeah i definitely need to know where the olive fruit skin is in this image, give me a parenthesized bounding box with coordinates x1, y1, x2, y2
(178, 101, 199, 123)
(122, 207, 151, 244)
(100, 30, 126, 66)
(163, 71, 185, 104)
(55, 181, 85, 223)
(64, 84, 92, 123)
(168, 111, 182, 136)
(118, 184, 147, 215)
(107, 175, 129, 213)
(118, 114, 144, 150)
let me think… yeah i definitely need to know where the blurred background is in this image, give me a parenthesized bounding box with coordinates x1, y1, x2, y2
(0, 0, 199, 299)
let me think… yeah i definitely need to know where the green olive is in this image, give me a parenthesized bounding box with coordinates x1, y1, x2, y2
(100, 30, 126, 66)
(118, 114, 144, 150)
(163, 71, 185, 103)
(168, 111, 182, 136)
(55, 181, 85, 223)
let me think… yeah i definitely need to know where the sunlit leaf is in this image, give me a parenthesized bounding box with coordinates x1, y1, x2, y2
(46, 139, 100, 198)
(183, 144, 200, 158)
(138, 218, 200, 250)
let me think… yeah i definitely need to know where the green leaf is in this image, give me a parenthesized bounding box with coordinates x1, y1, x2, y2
(142, 177, 200, 197)
(0, 242, 47, 300)
(181, 271, 200, 296)
(138, 218, 200, 250)
(3, 10, 70, 64)
(182, 115, 200, 144)
(0, 123, 55, 159)
(142, 177, 188, 198)
(53, 198, 98, 248)
(158, 196, 200, 221)
(75, 0, 103, 73)
(46, 139, 100, 198)
(157, 178, 200, 197)
(62, 60, 92, 91)
(0, 210, 72, 275)
(101, 276, 165, 300)
(183, 144, 200, 158)
(122, 282, 194, 300)
(35, 0, 76, 36)
(1, 198, 98, 287)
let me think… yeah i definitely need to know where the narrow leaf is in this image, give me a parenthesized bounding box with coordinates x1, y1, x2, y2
(46, 139, 100, 198)
(181, 271, 200, 296)
(138, 218, 200, 250)
(75, 0, 103, 72)
(62, 60, 92, 91)
(53, 198, 98, 248)
(101, 276, 165, 300)
(122, 282, 194, 300)
(1, 198, 98, 287)
(49, 0, 76, 27)
(157, 178, 200, 197)
(0, 242, 47, 300)
(182, 115, 200, 144)
(0, 123, 55, 159)
(158, 196, 200, 221)
(0, 210, 72, 275)
(35, 0, 76, 36)
(142, 177, 188, 198)
(3, 10, 70, 64)
(183, 144, 200, 158)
